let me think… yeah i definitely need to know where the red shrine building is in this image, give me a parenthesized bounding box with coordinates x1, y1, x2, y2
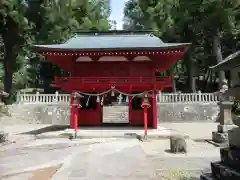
(34, 31, 190, 129)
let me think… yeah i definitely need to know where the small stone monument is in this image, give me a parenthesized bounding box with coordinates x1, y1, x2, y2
(201, 51, 240, 179)
(170, 135, 187, 153)
(211, 80, 236, 145)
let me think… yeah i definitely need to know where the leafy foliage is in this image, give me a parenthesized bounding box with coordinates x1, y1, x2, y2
(0, 0, 112, 101)
(123, 0, 240, 92)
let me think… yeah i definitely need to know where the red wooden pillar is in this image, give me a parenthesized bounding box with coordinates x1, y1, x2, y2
(152, 91, 158, 129)
(70, 96, 74, 128)
(128, 96, 132, 125)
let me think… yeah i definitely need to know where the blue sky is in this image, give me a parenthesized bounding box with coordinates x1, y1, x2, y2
(110, 0, 128, 30)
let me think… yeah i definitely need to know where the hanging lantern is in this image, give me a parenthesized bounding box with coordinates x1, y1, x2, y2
(111, 90, 115, 97)
(96, 96, 100, 103)
(141, 94, 151, 108)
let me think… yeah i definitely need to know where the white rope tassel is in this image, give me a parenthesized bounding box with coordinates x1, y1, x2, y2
(126, 96, 129, 103)
(86, 96, 90, 106)
(96, 96, 100, 103)
(100, 96, 104, 105)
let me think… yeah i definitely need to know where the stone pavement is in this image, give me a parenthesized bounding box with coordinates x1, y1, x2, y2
(159, 122, 218, 140)
(0, 122, 220, 179)
(0, 138, 118, 178)
(51, 139, 220, 180)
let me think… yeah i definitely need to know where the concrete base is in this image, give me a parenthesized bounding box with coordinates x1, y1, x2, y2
(217, 124, 237, 133)
(35, 128, 190, 140)
(212, 131, 228, 144)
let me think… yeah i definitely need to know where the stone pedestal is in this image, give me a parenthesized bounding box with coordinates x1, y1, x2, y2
(212, 101, 235, 145)
(201, 116, 240, 179)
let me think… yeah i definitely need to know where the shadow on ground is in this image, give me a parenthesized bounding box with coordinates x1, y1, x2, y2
(20, 125, 70, 135)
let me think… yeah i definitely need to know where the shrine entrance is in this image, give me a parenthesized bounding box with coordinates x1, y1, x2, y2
(102, 93, 129, 124)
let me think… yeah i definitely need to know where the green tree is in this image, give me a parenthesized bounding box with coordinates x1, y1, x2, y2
(123, 0, 240, 92)
(0, 0, 32, 95)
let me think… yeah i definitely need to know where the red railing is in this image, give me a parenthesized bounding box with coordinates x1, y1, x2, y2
(54, 76, 171, 84)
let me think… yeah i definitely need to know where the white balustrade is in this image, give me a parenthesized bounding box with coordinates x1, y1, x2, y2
(158, 91, 219, 104)
(17, 91, 219, 105)
(17, 91, 70, 104)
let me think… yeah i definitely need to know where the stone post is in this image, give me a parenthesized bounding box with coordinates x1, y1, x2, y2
(36, 91, 40, 103)
(198, 90, 201, 102)
(55, 91, 59, 102)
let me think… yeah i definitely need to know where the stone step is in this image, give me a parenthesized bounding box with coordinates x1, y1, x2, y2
(200, 173, 217, 180)
(211, 161, 240, 180)
(103, 115, 128, 118)
(103, 106, 128, 108)
(220, 147, 240, 171)
(103, 110, 128, 113)
(103, 111, 128, 114)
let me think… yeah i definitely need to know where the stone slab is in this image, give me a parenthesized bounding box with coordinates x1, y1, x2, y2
(212, 131, 228, 144)
(200, 173, 216, 180)
(211, 161, 240, 180)
(228, 127, 240, 148)
(217, 124, 237, 133)
(206, 140, 228, 147)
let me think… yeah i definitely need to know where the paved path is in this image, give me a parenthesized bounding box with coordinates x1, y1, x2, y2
(52, 139, 157, 180)
(0, 122, 220, 179)
(51, 139, 220, 180)
(0, 139, 118, 178)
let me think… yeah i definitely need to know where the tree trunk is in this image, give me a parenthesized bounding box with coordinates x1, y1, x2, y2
(213, 34, 225, 89)
(3, 58, 13, 94)
(185, 55, 195, 92)
(171, 76, 177, 92)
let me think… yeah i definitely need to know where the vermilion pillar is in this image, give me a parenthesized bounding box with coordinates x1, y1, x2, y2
(128, 96, 132, 125)
(152, 91, 158, 129)
(73, 107, 78, 137)
(70, 96, 74, 128)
